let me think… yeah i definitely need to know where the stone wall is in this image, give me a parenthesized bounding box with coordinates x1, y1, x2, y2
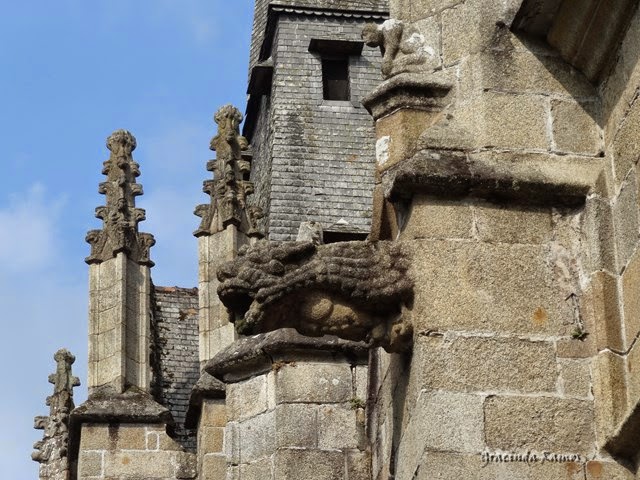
(365, 0, 640, 478)
(153, 286, 200, 451)
(224, 360, 369, 479)
(597, 3, 640, 467)
(77, 423, 196, 479)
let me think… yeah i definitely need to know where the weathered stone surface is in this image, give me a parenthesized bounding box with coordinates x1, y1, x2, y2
(226, 375, 268, 421)
(185, 373, 225, 429)
(402, 195, 473, 240)
(346, 450, 371, 480)
(33, 349, 80, 480)
(200, 454, 226, 480)
(382, 149, 600, 206)
(317, 405, 359, 449)
(239, 457, 273, 479)
(396, 391, 484, 479)
(585, 460, 635, 480)
(275, 362, 353, 404)
(479, 47, 596, 98)
(626, 340, 640, 411)
(474, 203, 553, 244)
(78, 451, 103, 478)
(622, 247, 640, 349)
(200, 400, 227, 428)
(79, 423, 180, 452)
(410, 239, 574, 336)
(611, 101, 640, 187)
(547, 0, 637, 83)
(275, 403, 317, 448)
(582, 271, 624, 353)
(205, 329, 367, 383)
(484, 396, 595, 453)
(582, 194, 617, 274)
(103, 450, 195, 478)
(559, 359, 592, 399)
(374, 108, 440, 171)
(593, 351, 629, 446)
(479, 92, 549, 150)
(613, 173, 640, 273)
(72, 387, 173, 427)
(217, 240, 413, 352)
(85, 130, 154, 266)
(362, 71, 452, 122)
(441, 0, 503, 65)
(235, 410, 276, 463)
(412, 335, 558, 394)
(604, 400, 640, 464)
(273, 449, 345, 479)
(552, 99, 603, 155)
(414, 451, 585, 480)
(194, 105, 263, 238)
(362, 19, 439, 79)
(198, 426, 224, 453)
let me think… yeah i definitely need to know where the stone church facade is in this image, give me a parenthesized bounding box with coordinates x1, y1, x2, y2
(33, 0, 640, 479)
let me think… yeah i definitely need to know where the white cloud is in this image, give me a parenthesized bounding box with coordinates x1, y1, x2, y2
(155, 0, 219, 45)
(0, 184, 86, 478)
(0, 183, 65, 273)
(139, 186, 200, 288)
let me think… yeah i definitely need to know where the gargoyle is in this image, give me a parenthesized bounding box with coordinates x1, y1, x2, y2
(362, 19, 435, 79)
(217, 240, 414, 352)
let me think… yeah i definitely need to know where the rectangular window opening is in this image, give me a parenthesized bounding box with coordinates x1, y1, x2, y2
(322, 57, 350, 101)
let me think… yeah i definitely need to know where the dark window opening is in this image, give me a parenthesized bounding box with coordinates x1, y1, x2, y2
(323, 231, 367, 244)
(322, 58, 350, 101)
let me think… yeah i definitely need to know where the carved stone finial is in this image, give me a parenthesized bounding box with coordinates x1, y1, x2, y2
(194, 105, 264, 238)
(362, 20, 433, 79)
(86, 129, 155, 266)
(32, 349, 80, 480)
(217, 240, 414, 352)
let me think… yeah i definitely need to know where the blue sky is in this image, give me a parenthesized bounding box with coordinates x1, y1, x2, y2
(0, 1, 253, 476)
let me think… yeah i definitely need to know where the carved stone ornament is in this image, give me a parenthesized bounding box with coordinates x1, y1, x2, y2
(85, 130, 155, 266)
(362, 19, 433, 79)
(32, 349, 80, 480)
(194, 104, 264, 238)
(217, 240, 414, 352)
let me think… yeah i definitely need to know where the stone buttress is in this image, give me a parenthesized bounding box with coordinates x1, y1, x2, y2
(85, 129, 155, 394)
(194, 105, 264, 367)
(74, 130, 197, 480)
(32, 350, 80, 480)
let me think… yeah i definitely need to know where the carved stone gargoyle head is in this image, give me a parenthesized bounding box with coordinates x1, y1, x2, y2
(217, 240, 414, 352)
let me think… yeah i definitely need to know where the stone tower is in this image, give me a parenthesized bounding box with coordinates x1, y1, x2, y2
(244, 0, 388, 242)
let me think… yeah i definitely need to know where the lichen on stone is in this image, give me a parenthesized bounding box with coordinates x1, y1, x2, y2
(217, 240, 414, 352)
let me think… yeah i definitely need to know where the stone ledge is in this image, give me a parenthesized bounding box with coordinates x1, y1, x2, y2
(69, 387, 175, 472)
(72, 386, 174, 426)
(185, 373, 226, 429)
(362, 72, 453, 121)
(382, 149, 607, 206)
(205, 329, 368, 383)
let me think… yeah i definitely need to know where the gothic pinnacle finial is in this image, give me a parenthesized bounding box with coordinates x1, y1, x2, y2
(32, 349, 80, 479)
(86, 129, 155, 266)
(194, 104, 264, 238)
